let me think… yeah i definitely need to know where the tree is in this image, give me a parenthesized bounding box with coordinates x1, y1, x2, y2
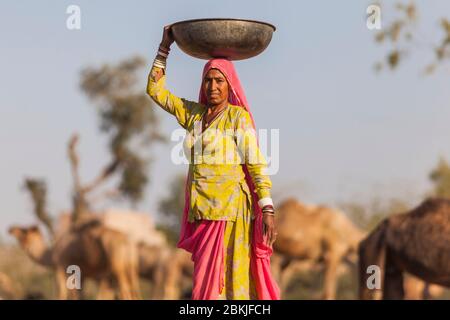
(79, 56, 165, 206)
(374, 1, 450, 73)
(339, 196, 409, 232)
(429, 157, 450, 198)
(23, 178, 54, 237)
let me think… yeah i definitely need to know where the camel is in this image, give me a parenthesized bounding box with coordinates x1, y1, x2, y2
(272, 198, 365, 299)
(12, 209, 191, 300)
(358, 198, 450, 300)
(9, 220, 141, 300)
(55, 210, 176, 299)
(58, 210, 196, 299)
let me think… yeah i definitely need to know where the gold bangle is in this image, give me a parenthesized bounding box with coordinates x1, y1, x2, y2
(263, 212, 275, 216)
(153, 58, 166, 69)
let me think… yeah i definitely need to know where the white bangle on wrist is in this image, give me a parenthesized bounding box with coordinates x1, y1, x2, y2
(258, 197, 273, 208)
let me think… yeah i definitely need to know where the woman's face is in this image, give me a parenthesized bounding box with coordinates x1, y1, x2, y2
(203, 68, 229, 107)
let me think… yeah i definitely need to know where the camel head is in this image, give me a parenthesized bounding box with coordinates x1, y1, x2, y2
(8, 225, 45, 249)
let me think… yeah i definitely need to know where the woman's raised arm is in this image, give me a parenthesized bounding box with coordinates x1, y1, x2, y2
(146, 26, 199, 129)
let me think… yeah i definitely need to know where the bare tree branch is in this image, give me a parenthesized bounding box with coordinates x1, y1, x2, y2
(68, 133, 82, 193)
(23, 178, 54, 239)
(67, 133, 92, 223)
(81, 159, 120, 194)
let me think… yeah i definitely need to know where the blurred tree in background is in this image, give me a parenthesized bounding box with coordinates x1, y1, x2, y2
(80, 56, 166, 205)
(429, 157, 450, 198)
(23, 178, 55, 237)
(374, 1, 450, 73)
(339, 196, 409, 232)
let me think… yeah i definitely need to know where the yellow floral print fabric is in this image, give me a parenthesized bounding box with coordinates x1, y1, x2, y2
(217, 198, 258, 300)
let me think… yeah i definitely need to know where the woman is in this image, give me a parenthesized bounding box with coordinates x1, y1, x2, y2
(146, 26, 280, 300)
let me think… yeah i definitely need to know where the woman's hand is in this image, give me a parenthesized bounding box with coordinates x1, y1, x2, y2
(160, 25, 174, 50)
(262, 207, 277, 247)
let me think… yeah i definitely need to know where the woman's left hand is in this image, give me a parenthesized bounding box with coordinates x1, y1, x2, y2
(262, 210, 277, 247)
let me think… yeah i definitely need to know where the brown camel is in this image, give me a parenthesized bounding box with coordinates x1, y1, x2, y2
(99, 213, 194, 299)
(358, 198, 450, 300)
(9, 221, 141, 300)
(55, 210, 174, 299)
(20, 209, 191, 300)
(272, 198, 365, 299)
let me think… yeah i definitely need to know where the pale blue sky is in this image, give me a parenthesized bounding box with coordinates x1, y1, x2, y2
(1, 1, 450, 240)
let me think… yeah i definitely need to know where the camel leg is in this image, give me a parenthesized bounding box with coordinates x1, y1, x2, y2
(109, 249, 133, 300)
(115, 272, 133, 300)
(271, 253, 283, 286)
(279, 261, 296, 294)
(163, 261, 181, 299)
(97, 277, 115, 300)
(383, 272, 404, 299)
(279, 260, 314, 296)
(125, 245, 141, 300)
(117, 244, 141, 300)
(383, 250, 404, 299)
(151, 264, 165, 299)
(323, 249, 346, 300)
(108, 241, 137, 300)
(128, 259, 141, 300)
(129, 273, 141, 300)
(56, 268, 68, 300)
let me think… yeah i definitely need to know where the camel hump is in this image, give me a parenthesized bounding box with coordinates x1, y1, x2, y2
(278, 197, 300, 209)
(101, 209, 167, 247)
(55, 209, 167, 247)
(278, 197, 318, 213)
(325, 207, 365, 239)
(410, 198, 450, 219)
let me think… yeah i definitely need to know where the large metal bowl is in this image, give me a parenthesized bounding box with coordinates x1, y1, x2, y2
(170, 18, 276, 61)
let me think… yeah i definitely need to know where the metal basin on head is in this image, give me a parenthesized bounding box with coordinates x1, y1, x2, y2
(170, 18, 276, 61)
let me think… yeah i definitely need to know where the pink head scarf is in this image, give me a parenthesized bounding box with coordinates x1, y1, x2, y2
(198, 59, 249, 115)
(177, 58, 280, 300)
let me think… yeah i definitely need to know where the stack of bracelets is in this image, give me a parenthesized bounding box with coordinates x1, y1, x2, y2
(153, 45, 170, 69)
(262, 206, 275, 216)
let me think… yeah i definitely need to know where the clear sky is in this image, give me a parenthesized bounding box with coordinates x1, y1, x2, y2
(1, 0, 450, 240)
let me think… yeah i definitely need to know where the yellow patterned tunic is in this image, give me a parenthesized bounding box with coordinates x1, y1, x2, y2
(146, 65, 273, 222)
(146, 65, 273, 299)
